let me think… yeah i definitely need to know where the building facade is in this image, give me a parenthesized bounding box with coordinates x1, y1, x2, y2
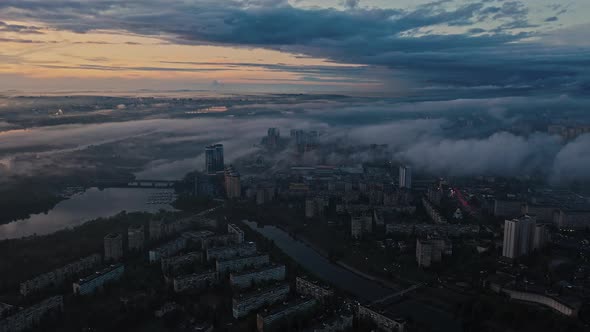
(422, 197, 447, 224)
(493, 199, 523, 218)
(161, 252, 203, 276)
(232, 283, 290, 319)
(200, 233, 236, 250)
(416, 238, 448, 267)
(225, 165, 241, 199)
(306, 313, 353, 332)
(206, 242, 257, 262)
(555, 209, 590, 229)
(230, 264, 286, 289)
(104, 233, 123, 261)
(19, 254, 101, 296)
(205, 143, 224, 174)
(149, 237, 188, 263)
(173, 271, 218, 293)
(295, 277, 334, 302)
(228, 223, 245, 243)
(127, 224, 145, 251)
(398, 165, 412, 189)
(350, 212, 372, 239)
(73, 264, 125, 295)
(357, 304, 406, 332)
(257, 298, 317, 332)
(216, 254, 270, 274)
(149, 218, 165, 241)
(502, 215, 536, 259)
(0, 296, 63, 332)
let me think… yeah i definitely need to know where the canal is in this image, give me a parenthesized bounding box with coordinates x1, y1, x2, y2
(242, 220, 395, 302)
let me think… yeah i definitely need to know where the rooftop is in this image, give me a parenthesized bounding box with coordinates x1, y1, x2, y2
(234, 282, 289, 301)
(258, 297, 316, 318)
(104, 233, 121, 239)
(77, 264, 124, 285)
(230, 263, 284, 277)
(217, 253, 267, 263)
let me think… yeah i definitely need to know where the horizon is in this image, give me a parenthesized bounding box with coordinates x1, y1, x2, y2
(0, 0, 589, 95)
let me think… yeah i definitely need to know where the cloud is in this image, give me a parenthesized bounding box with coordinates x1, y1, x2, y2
(397, 132, 561, 177)
(36, 63, 230, 73)
(544, 16, 558, 22)
(342, 0, 360, 10)
(0, 0, 586, 91)
(2, 94, 590, 183)
(0, 20, 43, 34)
(551, 134, 590, 183)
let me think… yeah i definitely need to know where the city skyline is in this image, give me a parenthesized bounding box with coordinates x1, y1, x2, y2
(1, 3, 590, 331)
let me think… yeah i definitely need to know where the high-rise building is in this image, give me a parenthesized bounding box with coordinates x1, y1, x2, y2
(205, 144, 224, 174)
(225, 165, 241, 199)
(533, 224, 549, 251)
(290, 129, 319, 152)
(415, 239, 437, 267)
(416, 238, 449, 267)
(228, 223, 245, 243)
(149, 218, 165, 241)
(265, 128, 280, 149)
(305, 198, 316, 219)
(127, 225, 145, 251)
(399, 165, 412, 189)
(104, 233, 123, 261)
(350, 212, 372, 239)
(502, 215, 536, 259)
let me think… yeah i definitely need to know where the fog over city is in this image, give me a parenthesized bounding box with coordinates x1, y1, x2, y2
(1, 1, 590, 332)
(1, 94, 589, 184)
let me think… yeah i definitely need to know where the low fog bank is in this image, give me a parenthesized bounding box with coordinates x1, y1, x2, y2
(0, 94, 589, 185)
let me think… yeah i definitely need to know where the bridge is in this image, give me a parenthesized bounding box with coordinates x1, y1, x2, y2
(371, 283, 426, 306)
(127, 179, 178, 188)
(94, 179, 179, 188)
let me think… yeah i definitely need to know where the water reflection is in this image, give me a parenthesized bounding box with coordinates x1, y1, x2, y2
(242, 220, 394, 302)
(0, 187, 174, 240)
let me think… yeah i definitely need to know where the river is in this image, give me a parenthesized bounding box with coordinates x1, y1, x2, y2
(0, 187, 175, 240)
(243, 220, 462, 331)
(242, 220, 395, 302)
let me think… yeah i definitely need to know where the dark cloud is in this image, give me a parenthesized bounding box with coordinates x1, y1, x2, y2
(545, 16, 558, 22)
(551, 134, 590, 183)
(0, 0, 586, 91)
(0, 37, 46, 44)
(36, 64, 230, 73)
(0, 20, 43, 34)
(342, 0, 361, 10)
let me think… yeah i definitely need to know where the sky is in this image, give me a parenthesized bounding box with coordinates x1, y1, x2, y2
(0, 0, 589, 94)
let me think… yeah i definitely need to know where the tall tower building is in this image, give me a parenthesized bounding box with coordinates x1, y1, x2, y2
(128, 225, 145, 251)
(533, 224, 549, 251)
(104, 233, 123, 261)
(399, 165, 412, 189)
(224, 165, 241, 199)
(502, 215, 536, 259)
(266, 128, 280, 149)
(205, 144, 224, 174)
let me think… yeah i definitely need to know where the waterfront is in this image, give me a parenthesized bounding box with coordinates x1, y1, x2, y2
(243, 220, 462, 331)
(242, 220, 395, 302)
(0, 187, 175, 240)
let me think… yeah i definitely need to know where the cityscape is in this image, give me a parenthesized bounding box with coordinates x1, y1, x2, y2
(1, 1, 590, 332)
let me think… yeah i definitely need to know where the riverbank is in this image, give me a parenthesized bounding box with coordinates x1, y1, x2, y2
(0, 210, 176, 294)
(274, 223, 403, 290)
(0, 187, 176, 240)
(242, 220, 396, 302)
